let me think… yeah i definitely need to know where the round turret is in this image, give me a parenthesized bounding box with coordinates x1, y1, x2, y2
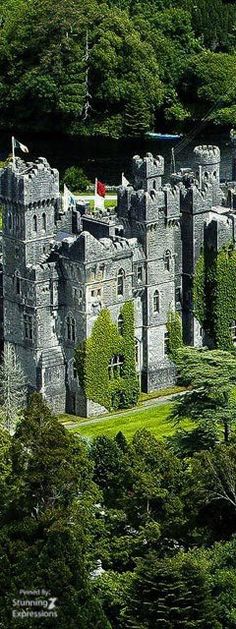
(194, 145, 221, 185)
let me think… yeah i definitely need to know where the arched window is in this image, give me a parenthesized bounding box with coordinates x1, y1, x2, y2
(8, 212, 12, 231)
(33, 215, 37, 232)
(164, 250, 171, 272)
(108, 355, 124, 379)
(42, 212, 46, 231)
(135, 338, 139, 364)
(117, 269, 125, 296)
(71, 318, 76, 342)
(15, 271, 21, 295)
(118, 314, 123, 335)
(66, 315, 76, 342)
(66, 316, 71, 341)
(153, 290, 160, 313)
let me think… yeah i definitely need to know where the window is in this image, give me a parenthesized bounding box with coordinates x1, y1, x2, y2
(91, 290, 95, 298)
(117, 268, 125, 296)
(153, 180, 156, 190)
(23, 314, 33, 340)
(108, 355, 124, 379)
(118, 314, 123, 335)
(164, 250, 171, 272)
(66, 316, 76, 342)
(175, 287, 181, 303)
(33, 215, 37, 232)
(135, 338, 139, 364)
(15, 272, 21, 295)
(164, 331, 169, 355)
(231, 321, 236, 343)
(8, 212, 12, 231)
(42, 212, 46, 231)
(153, 290, 160, 313)
(137, 266, 142, 282)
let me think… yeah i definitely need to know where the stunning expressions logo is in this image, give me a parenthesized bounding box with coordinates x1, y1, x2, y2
(12, 589, 58, 619)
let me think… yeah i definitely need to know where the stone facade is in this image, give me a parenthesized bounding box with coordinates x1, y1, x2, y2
(0, 143, 236, 416)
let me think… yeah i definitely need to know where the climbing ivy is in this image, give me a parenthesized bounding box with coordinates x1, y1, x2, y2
(75, 302, 139, 411)
(193, 243, 236, 351)
(166, 310, 183, 357)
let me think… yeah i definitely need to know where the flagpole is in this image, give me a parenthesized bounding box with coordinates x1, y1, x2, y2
(12, 136, 16, 170)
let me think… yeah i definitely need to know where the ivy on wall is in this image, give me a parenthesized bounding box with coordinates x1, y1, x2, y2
(75, 301, 139, 411)
(166, 310, 183, 357)
(193, 243, 236, 351)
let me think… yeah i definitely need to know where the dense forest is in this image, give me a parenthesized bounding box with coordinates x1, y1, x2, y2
(0, 0, 236, 137)
(1, 359, 236, 627)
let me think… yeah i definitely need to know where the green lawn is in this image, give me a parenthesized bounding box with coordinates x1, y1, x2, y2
(71, 402, 193, 441)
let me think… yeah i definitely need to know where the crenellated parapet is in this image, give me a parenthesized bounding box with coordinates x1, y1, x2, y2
(129, 188, 165, 223)
(194, 145, 221, 187)
(180, 181, 213, 214)
(132, 152, 164, 192)
(163, 185, 180, 220)
(0, 157, 59, 206)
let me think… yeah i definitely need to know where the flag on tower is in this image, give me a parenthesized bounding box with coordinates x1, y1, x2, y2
(64, 184, 77, 212)
(12, 136, 29, 170)
(122, 172, 130, 187)
(13, 137, 29, 154)
(95, 178, 106, 210)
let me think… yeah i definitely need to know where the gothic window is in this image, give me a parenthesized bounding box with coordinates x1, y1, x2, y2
(137, 266, 143, 282)
(33, 215, 37, 232)
(23, 314, 33, 340)
(153, 290, 160, 313)
(175, 287, 181, 303)
(117, 268, 125, 296)
(42, 212, 46, 231)
(135, 338, 139, 364)
(164, 250, 171, 272)
(164, 331, 169, 355)
(71, 318, 76, 342)
(8, 212, 12, 231)
(118, 314, 123, 335)
(15, 272, 21, 295)
(230, 321, 236, 343)
(108, 355, 124, 379)
(66, 315, 76, 342)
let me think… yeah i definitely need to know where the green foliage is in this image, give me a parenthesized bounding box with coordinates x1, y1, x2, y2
(75, 302, 139, 411)
(62, 166, 91, 192)
(172, 347, 236, 442)
(166, 309, 183, 356)
(126, 551, 220, 628)
(193, 245, 236, 350)
(0, 0, 235, 135)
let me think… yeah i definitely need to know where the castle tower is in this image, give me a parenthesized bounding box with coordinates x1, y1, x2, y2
(132, 152, 164, 192)
(194, 145, 221, 187)
(121, 152, 181, 392)
(0, 157, 65, 412)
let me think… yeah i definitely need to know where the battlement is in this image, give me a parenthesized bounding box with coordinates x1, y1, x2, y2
(194, 145, 221, 165)
(132, 152, 164, 192)
(0, 157, 59, 205)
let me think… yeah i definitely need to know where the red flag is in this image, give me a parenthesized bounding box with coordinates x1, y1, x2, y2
(97, 180, 106, 198)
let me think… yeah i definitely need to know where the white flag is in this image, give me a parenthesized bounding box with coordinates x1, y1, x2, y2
(122, 172, 130, 187)
(14, 138, 29, 153)
(64, 184, 76, 212)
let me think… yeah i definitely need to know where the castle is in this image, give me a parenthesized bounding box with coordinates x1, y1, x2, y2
(1, 141, 236, 416)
